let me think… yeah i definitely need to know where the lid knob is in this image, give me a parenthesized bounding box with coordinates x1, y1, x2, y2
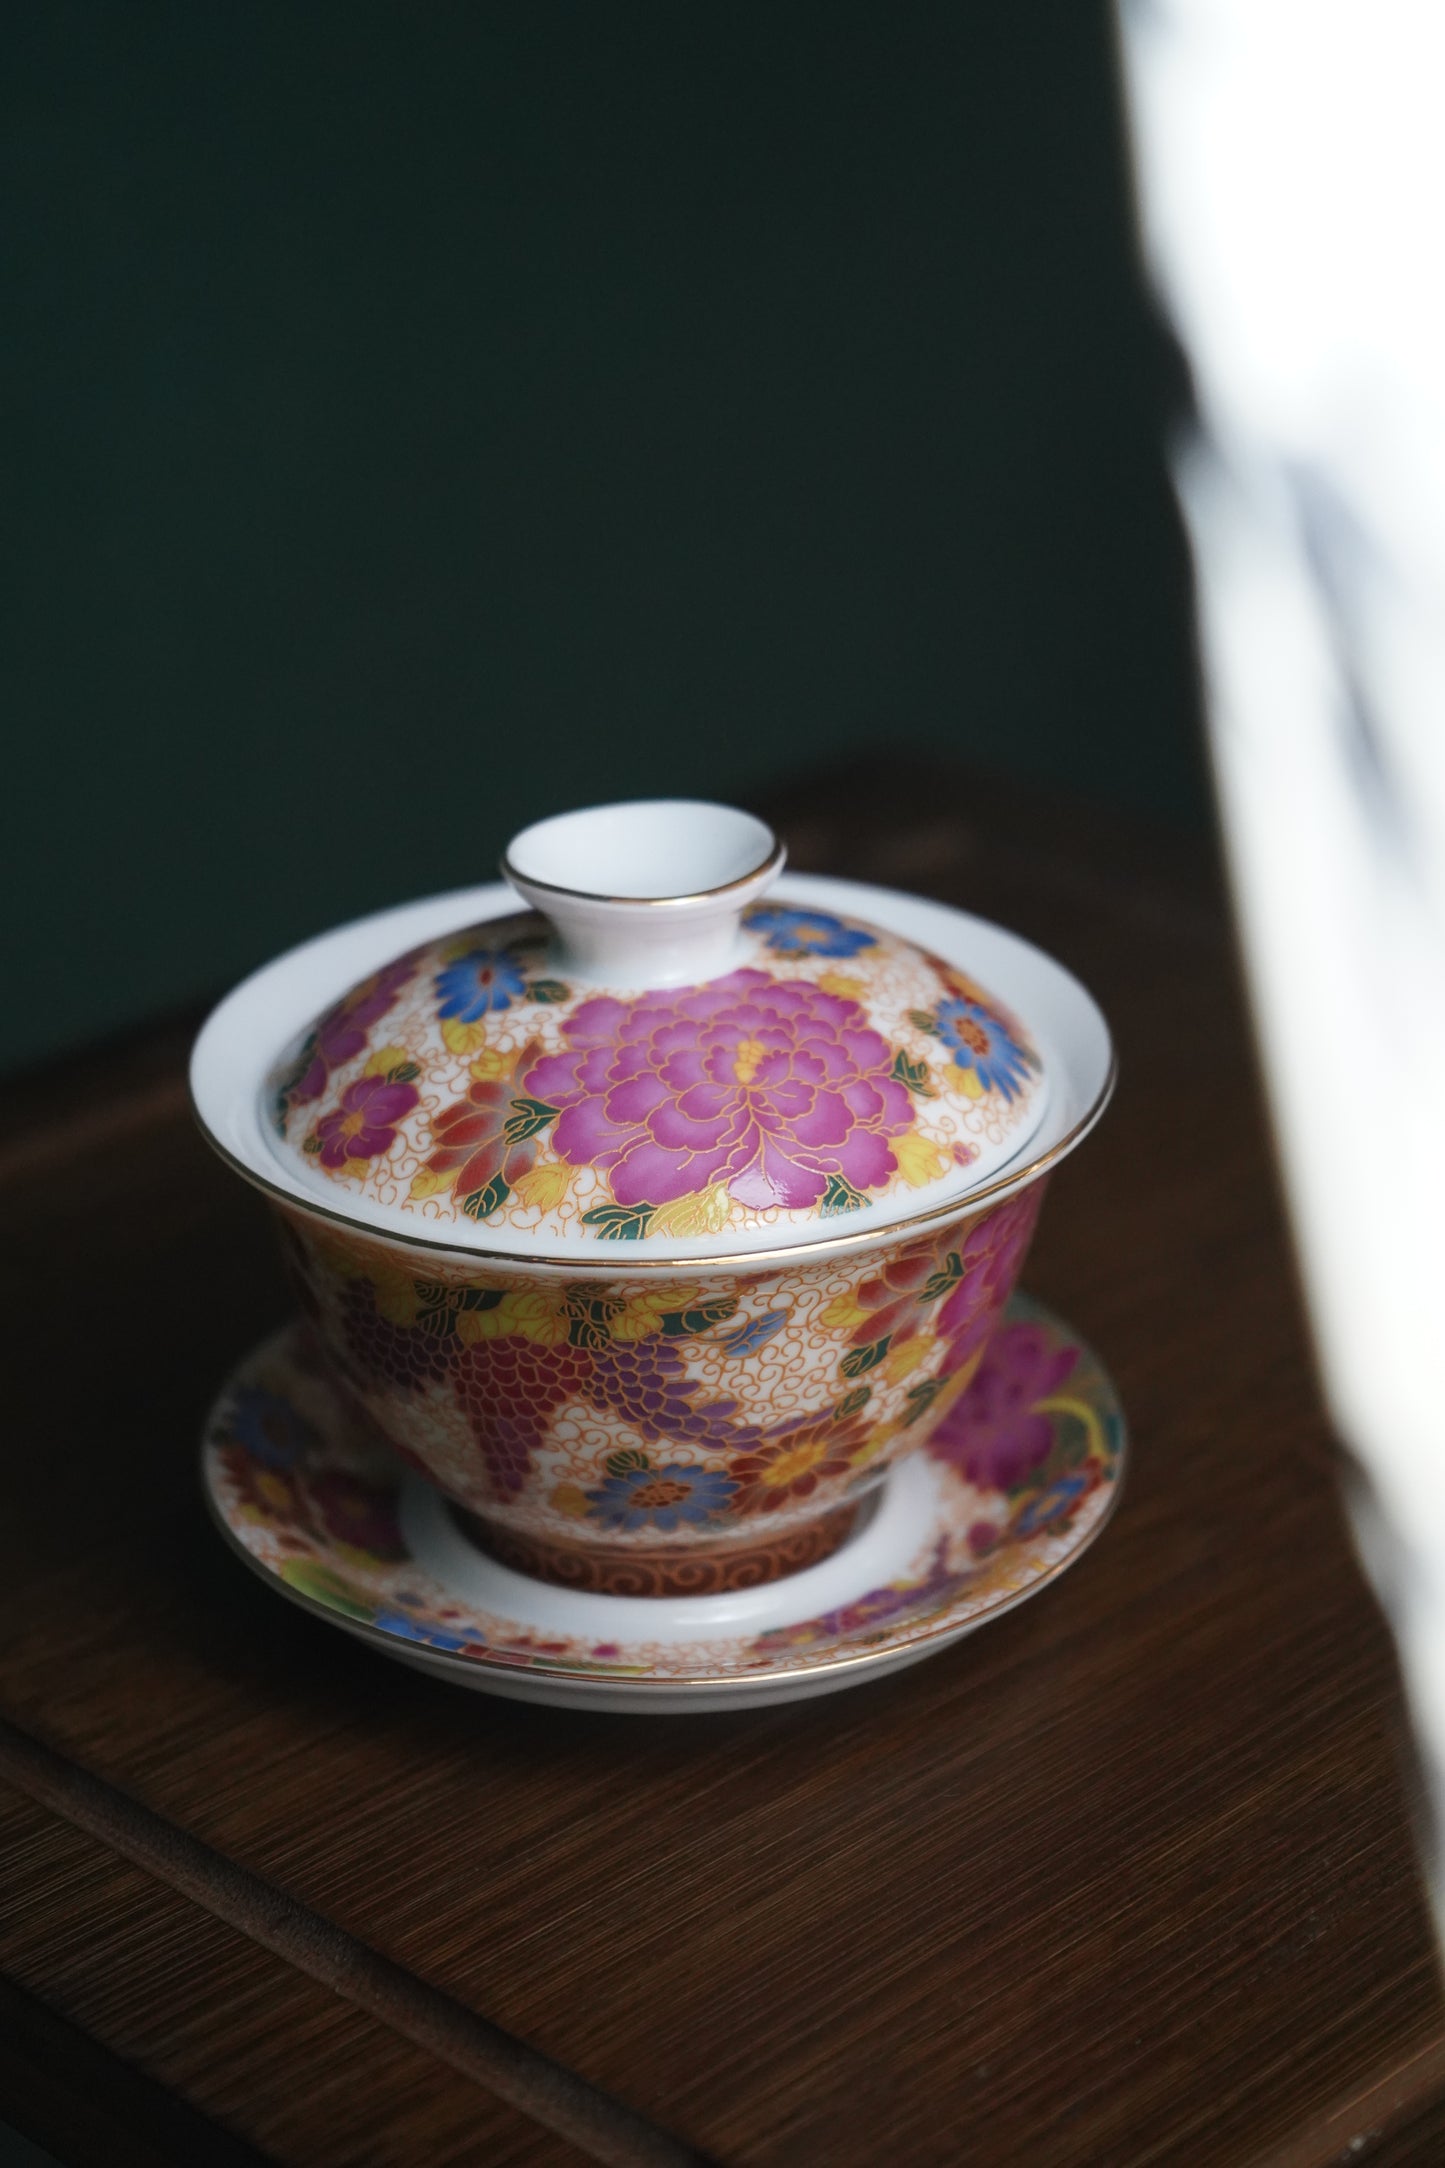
(502, 800, 785, 986)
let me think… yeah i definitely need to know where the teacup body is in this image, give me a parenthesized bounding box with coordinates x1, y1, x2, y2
(276, 1178, 1046, 1594)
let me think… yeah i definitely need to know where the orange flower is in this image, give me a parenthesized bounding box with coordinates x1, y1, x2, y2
(728, 1409, 870, 1515)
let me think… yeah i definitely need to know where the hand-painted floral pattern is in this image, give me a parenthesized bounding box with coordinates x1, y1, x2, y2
(227, 1386, 318, 1469)
(370, 1607, 477, 1652)
(727, 1408, 870, 1515)
(279, 1180, 1045, 1548)
(272, 906, 1047, 1240)
(332, 1263, 763, 1506)
(307, 1469, 409, 1561)
(934, 994, 1035, 1103)
(311, 1073, 420, 1170)
(221, 1445, 309, 1533)
(272, 955, 418, 1127)
(926, 1320, 1082, 1492)
(931, 1190, 1044, 1371)
(523, 970, 913, 1216)
(585, 1462, 737, 1534)
(828, 1187, 1044, 1432)
(204, 1294, 1123, 1684)
(744, 905, 879, 958)
(413, 1040, 549, 1221)
(435, 945, 532, 1022)
(1014, 1467, 1102, 1539)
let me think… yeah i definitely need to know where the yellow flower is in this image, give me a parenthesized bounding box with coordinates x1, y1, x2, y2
(550, 1482, 590, 1520)
(442, 1015, 490, 1056)
(512, 1160, 572, 1212)
(849, 1419, 899, 1468)
(467, 1045, 512, 1081)
(761, 1436, 829, 1487)
(817, 972, 865, 1002)
(455, 1290, 569, 1346)
(819, 1290, 872, 1334)
(947, 1061, 986, 1101)
(409, 1168, 453, 1202)
(364, 1043, 411, 1077)
(647, 1184, 733, 1239)
(893, 1131, 950, 1188)
(884, 1335, 932, 1382)
(611, 1286, 703, 1342)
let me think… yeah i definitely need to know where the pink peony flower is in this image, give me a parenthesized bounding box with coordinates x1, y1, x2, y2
(523, 969, 914, 1211)
(928, 1321, 1079, 1491)
(934, 1187, 1044, 1374)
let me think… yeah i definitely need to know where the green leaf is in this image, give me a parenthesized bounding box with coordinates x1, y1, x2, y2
(900, 1377, 945, 1427)
(386, 1060, 421, 1084)
(920, 1253, 964, 1304)
(581, 1203, 656, 1241)
(909, 1008, 942, 1036)
(564, 1289, 624, 1324)
(890, 1049, 935, 1098)
(568, 1317, 613, 1351)
(461, 1174, 511, 1222)
(279, 1560, 375, 1621)
(413, 1284, 461, 1336)
(564, 1292, 626, 1349)
(526, 978, 571, 1005)
(836, 1384, 873, 1420)
(820, 1174, 867, 1217)
(660, 1295, 740, 1337)
(502, 1096, 559, 1146)
(457, 1286, 506, 1314)
(302, 1134, 321, 1154)
(605, 1447, 650, 1478)
(841, 1335, 892, 1379)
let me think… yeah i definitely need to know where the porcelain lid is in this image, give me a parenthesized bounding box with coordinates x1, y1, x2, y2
(255, 801, 1051, 1259)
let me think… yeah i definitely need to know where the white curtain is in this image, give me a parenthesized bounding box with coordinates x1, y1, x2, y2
(1116, 0, 1445, 1922)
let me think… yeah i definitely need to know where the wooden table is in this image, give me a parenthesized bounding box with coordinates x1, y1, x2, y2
(3, 764, 1442, 2167)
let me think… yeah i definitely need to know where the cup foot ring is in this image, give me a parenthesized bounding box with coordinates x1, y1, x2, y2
(450, 1493, 868, 1596)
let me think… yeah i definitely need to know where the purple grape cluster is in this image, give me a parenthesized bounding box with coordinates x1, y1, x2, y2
(584, 1338, 762, 1457)
(452, 1335, 595, 1501)
(339, 1279, 453, 1394)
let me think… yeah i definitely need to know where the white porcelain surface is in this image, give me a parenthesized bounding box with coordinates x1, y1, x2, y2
(503, 799, 781, 984)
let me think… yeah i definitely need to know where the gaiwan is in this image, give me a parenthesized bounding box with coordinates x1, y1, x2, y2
(192, 800, 1112, 1597)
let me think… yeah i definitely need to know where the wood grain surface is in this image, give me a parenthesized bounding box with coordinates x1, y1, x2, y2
(2, 761, 1441, 2165)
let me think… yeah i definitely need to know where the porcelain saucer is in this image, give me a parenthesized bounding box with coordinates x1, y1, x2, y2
(201, 1296, 1124, 1713)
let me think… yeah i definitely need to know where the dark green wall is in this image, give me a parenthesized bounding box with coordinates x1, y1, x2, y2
(3, 6, 1200, 1074)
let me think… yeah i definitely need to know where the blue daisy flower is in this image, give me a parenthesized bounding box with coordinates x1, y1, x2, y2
(1013, 1471, 1090, 1539)
(585, 1463, 737, 1535)
(936, 995, 1035, 1102)
(435, 947, 531, 1023)
(745, 906, 878, 958)
(372, 1609, 474, 1652)
(226, 1387, 318, 1470)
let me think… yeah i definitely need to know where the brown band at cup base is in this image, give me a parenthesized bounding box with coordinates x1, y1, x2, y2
(450, 1495, 866, 1597)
